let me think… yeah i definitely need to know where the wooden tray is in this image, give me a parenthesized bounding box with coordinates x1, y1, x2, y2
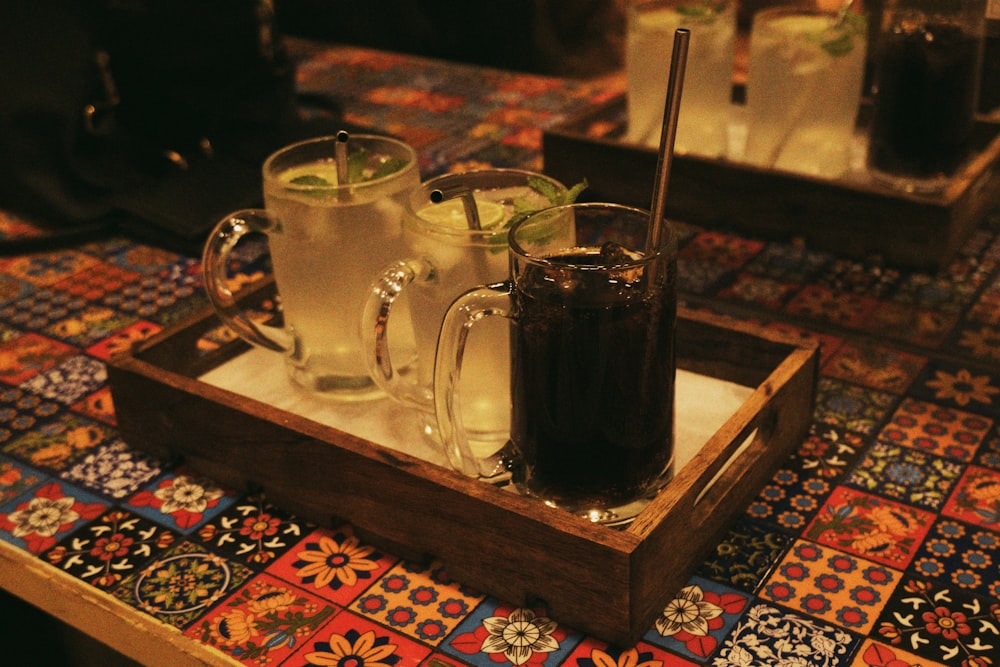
(106, 282, 818, 646)
(543, 95, 1000, 270)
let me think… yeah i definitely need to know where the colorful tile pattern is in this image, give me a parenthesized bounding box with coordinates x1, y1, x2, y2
(0, 43, 995, 667)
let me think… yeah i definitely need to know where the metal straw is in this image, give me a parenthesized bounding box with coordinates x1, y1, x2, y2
(335, 130, 350, 184)
(430, 185, 482, 230)
(646, 29, 690, 255)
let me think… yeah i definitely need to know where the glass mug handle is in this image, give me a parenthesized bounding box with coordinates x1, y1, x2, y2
(362, 258, 435, 410)
(433, 281, 513, 478)
(202, 210, 291, 353)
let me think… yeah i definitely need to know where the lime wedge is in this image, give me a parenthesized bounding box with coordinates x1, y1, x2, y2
(416, 199, 506, 230)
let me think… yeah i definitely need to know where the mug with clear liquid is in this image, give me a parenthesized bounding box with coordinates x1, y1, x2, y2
(362, 169, 568, 453)
(434, 203, 677, 525)
(202, 134, 420, 399)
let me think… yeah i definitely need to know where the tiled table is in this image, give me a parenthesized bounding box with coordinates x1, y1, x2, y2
(1, 43, 998, 667)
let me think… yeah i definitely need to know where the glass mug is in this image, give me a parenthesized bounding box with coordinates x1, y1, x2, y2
(362, 169, 568, 453)
(434, 203, 677, 525)
(202, 134, 420, 399)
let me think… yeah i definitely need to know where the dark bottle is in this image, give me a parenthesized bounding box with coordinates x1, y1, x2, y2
(867, 0, 987, 193)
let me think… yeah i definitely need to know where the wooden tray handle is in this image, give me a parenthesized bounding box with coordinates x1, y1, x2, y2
(687, 406, 780, 528)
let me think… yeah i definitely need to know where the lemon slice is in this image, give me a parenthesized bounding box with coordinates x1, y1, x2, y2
(416, 198, 506, 230)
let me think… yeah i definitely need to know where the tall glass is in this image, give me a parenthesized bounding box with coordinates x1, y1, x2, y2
(626, 0, 737, 157)
(202, 134, 420, 399)
(434, 203, 677, 525)
(743, 4, 868, 178)
(867, 0, 987, 193)
(362, 169, 568, 453)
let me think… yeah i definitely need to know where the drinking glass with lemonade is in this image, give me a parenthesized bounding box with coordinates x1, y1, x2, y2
(743, 4, 868, 178)
(626, 0, 737, 157)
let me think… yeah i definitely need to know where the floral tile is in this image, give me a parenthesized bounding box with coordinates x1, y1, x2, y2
(0, 250, 100, 286)
(0, 286, 86, 332)
(966, 275, 1000, 326)
(102, 258, 201, 324)
(741, 242, 832, 283)
(804, 486, 935, 569)
(873, 577, 1000, 667)
(815, 257, 901, 297)
(760, 322, 844, 366)
(185, 572, 339, 665)
(194, 493, 311, 569)
(42, 508, 178, 590)
(860, 302, 958, 350)
(892, 271, 977, 313)
(677, 258, 731, 296)
(814, 378, 899, 436)
(2, 413, 116, 473)
(440, 601, 581, 667)
(563, 635, 698, 667)
(84, 319, 161, 362)
(798, 426, 866, 482)
(350, 557, 485, 646)
(59, 438, 161, 500)
(784, 285, 879, 329)
(111, 540, 254, 630)
(941, 465, 1000, 528)
(43, 304, 140, 347)
(106, 244, 183, 275)
(0, 480, 106, 553)
(845, 441, 965, 511)
(0, 274, 33, 308)
(0, 386, 62, 446)
(761, 540, 899, 634)
(908, 362, 1000, 419)
(975, 425, 1000, 469)
(745, 455, 836, 534)
(51, 259, 143, 301)
(716, 272, 799, 310)
(0, 454, 47, 504)
(642, 576, 749, 661)
(952, 322, 1000, 366)
(68, 386, 117, 426)
(848, 640, 949, 667)
(877, 398, 993, 463)
(909, 517, 1000, 599)
(821, 342, 926, 394)
(124, 467, 239, 533)
(0, 332, 77, 385)
(19, 354, 107, 406)
(713, 603, 859, 667)
(695, 518, 793, 594)
(285, 608, 433, 667)
(268, 524, 397, 607)
(679, 231, 765, 271)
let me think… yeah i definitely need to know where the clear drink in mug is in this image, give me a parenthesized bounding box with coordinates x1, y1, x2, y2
(203, 134, 420, 399)
(363, 170, 571, 455)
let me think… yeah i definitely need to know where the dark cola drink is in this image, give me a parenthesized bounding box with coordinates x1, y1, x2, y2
(868, 20, 984, 189)
(509, 245, 675, 508)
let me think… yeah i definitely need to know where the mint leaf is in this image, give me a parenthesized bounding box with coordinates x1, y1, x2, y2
(289, 174, 334, 187)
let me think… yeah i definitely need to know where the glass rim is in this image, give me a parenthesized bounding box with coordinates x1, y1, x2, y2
(508, 202, 672, 270)
(407, 168, 568, 242)
(262, 133, 418, 192)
